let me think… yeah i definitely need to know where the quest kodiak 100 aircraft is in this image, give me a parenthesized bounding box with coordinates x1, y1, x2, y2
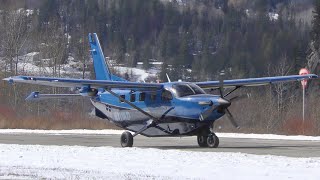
(4, 33, 318, 148)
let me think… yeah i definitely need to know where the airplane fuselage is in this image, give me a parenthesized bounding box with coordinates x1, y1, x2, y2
(91, 82, 226, 137)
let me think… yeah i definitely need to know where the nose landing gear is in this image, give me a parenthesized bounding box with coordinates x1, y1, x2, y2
(206, 133, 219, 148)
(197, 123, 219, 148)
(197, 133, 219, 148)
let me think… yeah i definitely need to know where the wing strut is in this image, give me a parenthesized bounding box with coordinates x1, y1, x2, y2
(223, 86, 241, 98)
(105, 89, 174, 136)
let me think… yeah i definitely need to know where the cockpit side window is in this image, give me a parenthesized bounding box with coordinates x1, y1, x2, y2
(189, 84, 206, 94)
(172, 84, 194, 97)
(172, 83, 205, 97)
(161, 89, 173, 101)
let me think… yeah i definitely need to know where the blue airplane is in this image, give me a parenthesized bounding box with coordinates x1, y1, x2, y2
(4, 33, 318, 148)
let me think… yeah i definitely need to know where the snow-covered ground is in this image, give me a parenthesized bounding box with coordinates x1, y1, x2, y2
(0, 129, 320, 141)
(0, 130, 320, 179)
(0, 144, 319, 179)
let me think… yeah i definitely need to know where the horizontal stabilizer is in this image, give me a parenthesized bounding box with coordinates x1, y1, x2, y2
(26, 92, 81, 101)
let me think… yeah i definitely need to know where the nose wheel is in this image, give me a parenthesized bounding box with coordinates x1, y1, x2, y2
(197, 123, 219, 148)
(120, 131, 133, 147)
(197, 133, 219, 148)
(206, 133, 219, 148)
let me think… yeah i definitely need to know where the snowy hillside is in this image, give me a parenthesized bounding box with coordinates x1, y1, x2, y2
(0, 52, 159, 82)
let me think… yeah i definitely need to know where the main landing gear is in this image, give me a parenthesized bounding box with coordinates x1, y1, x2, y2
(120, 131, 133, 147)
(197, 123, 219, 148)
(120, 124, 220, 148)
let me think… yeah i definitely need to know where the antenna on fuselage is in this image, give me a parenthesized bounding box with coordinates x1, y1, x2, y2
(166, 73, 171, 82)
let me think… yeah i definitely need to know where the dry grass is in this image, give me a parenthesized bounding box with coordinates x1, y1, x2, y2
(282, 118, 317, 136)
(0, 97, 121, 130)
(0, 116, 119, 130)
(0, 116, 120, 130)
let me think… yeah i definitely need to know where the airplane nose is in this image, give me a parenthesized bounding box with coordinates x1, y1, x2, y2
(217, 98, 231, 108)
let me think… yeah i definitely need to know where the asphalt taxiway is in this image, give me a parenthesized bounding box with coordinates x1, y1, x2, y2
(0, 133, 319, 157)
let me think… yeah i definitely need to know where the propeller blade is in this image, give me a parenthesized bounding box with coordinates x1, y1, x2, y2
(219, 80, 223, 97)
(218, 70, 225, 97)
(225, 108, 240, 129)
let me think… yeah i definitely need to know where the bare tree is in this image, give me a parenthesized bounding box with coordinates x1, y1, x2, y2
(0, 9, 32, 107)
(267, 54, 297, 130)
(1, 10, 29, 76)
(73, 25, 89, 79)
(39, 19, 67, 78)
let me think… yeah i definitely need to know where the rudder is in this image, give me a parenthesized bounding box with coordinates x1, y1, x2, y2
(88, 33, 111, 80)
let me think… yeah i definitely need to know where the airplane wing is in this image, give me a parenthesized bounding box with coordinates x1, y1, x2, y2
(196, 74, 318, 89)
(3, 76, 163, 90)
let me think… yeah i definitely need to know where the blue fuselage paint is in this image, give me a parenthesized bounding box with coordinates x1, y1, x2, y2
(90, 82, 225, 137)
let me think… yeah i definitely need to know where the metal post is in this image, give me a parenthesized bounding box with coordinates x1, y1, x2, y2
(302, 87, 305, 134)
(299, 68, 309, 135)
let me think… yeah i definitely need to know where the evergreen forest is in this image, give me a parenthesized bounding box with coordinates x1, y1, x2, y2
(0, 0, 319, 134)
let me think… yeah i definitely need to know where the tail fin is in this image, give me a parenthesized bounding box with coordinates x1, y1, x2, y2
(88, 33, 112, 80)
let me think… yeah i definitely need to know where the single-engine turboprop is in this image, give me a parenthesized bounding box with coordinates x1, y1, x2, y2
(4, 33, 318, 148)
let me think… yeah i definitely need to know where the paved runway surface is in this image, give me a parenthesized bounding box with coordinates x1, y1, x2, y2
(0, 133, 319, 157)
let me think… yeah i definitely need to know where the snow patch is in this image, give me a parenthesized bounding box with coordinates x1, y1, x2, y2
(269, 12, 279, 21)
(0, 52, 90, 78)
(0, 144, 319, 179)
(113, 66, 159, 82)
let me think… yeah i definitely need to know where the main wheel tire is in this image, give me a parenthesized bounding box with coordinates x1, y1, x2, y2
(197, 135, 208, 147)
(120, 131, 133, 147)
(207, 133, 219, 148)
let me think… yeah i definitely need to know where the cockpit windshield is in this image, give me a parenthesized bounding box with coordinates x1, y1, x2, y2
(172, 83, 205, 97)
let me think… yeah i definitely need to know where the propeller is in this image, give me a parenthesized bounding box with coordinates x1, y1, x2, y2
(200, 70, 242, 129)
(219, 70, 240, 128)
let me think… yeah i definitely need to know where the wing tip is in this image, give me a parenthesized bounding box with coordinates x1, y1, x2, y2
(3, 76, 27, 84)
(311, 74, 318, 78)
(3, 77, 15, 84)
(3, 77, 11, 81)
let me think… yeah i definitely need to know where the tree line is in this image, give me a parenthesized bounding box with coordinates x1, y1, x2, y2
(0, 0, 319, 134)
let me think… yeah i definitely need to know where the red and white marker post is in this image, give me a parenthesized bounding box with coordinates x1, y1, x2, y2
(299, 68, 309, 132)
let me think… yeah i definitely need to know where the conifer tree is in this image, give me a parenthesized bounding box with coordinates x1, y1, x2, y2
(312, 0, 320, 50)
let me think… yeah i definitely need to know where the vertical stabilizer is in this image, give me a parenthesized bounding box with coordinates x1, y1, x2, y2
(88, 33, 111, 80)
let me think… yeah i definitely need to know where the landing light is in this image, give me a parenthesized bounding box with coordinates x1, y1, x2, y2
(198, 101, 213, 105)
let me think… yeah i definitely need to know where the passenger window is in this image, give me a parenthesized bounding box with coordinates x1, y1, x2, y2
(161, 90, 173, 101)
(139, 93, 146, 101)
(119, 95, 125, 103)
(130, 94, 136, 102)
